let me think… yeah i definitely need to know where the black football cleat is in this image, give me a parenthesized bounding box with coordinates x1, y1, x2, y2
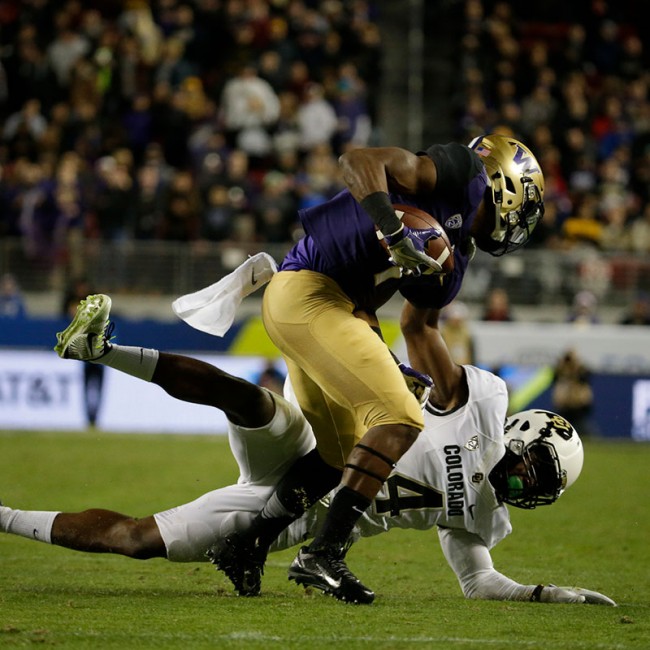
(288, 546, 375, 604)
(207, 533, 266, 597)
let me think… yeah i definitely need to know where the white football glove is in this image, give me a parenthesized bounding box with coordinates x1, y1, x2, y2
(385, 226, 442, 276)
(539, 585, 617, 606)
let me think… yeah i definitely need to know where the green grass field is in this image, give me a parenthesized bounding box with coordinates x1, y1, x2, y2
(1, 430, 648, 649)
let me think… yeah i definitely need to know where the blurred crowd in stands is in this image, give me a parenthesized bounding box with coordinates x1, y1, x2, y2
(0, 0, 380, 284)
(452, 0, 650, 257)
(0, 0, 649, 308)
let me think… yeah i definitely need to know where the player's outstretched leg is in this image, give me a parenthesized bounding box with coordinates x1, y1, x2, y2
(288, 545, 375, 604)
(0, 501, 166, 559)
(54, 294, 113, 361)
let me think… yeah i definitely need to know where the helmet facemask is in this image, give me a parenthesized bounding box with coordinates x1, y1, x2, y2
(497, 440, 565, 509)
(491, 409, 583, 510)
(488, 172, 545, 256)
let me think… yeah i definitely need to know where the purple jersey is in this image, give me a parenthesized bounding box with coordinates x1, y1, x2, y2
(281, 143, 487, 312)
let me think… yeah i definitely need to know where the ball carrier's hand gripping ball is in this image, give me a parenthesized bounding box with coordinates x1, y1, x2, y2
(376, 204, 455, 275)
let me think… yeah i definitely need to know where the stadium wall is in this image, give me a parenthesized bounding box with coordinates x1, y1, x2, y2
(2, 317, 650, 439)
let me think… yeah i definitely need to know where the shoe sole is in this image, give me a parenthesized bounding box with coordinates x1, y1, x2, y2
(54, 294, 112, 357)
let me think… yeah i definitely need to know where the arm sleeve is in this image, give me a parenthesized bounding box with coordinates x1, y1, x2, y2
(419, 143, 483, 193)
(437, 526, 538, 601)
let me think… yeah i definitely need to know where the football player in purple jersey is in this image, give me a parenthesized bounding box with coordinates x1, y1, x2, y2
(209, 133, 546, 603)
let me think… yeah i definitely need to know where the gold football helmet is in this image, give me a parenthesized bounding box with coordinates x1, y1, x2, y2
(469, 134, 545, 256)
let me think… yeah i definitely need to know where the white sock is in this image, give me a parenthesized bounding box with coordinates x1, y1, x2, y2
(95, 344, 160, 382)
(0, 506, 59, 543)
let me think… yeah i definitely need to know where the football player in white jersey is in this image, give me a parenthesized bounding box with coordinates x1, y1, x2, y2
(0, 295, 615, 606)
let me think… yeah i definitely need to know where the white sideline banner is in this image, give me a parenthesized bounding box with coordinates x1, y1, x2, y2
(0, 350, 87, 430)
(0, 351, 284, 434)
(402, 322, 650, 374)
(473, 322, 650, 373)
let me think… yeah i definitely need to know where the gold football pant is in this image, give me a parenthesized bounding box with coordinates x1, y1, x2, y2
(262, 270, 424, 469)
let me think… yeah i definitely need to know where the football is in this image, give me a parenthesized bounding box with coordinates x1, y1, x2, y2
(376, 204, 455, 274)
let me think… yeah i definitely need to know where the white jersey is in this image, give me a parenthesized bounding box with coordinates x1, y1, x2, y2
(280, 365, 512, 551)
(359, 365, 510, 548)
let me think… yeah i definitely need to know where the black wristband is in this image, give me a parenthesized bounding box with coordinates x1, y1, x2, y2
(360, 191, 402, 235)
(530, 584, 545, 602)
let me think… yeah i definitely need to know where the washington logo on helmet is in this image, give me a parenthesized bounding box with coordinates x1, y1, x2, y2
(512, 143, 541, 174)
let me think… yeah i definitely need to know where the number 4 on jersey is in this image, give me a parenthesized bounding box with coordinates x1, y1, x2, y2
(373, 474, 444, 516)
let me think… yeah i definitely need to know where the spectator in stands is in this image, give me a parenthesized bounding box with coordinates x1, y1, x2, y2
(218, 149, 257, 212)
(271, 90, 301, 156)
(254, 360, 287, 395)
(254, 171, 297, 243)
(620, 292, 650, 326)
(258, 49, 288, 93)
(155, 36, 197, 90)
(440, 301, 475, 366)
(627, 202, 650, 254)
(331, 62, 372, 150)
(482, 287, 513, 322)
(551, 348, 598, 438)
(526, 200, 566, 250)
(294, 143, 344, 210)
(122, 93, 154, 166)
(15, 159, 62, 274)
(520, 83, 558, 139)
(133, 164, 166, 241)
(198, 183, 232, 242)
(567, 290, 600, 326)
(4, 32, 59, 112)
(117, 2, 162, 67)
(599, 201, 632, 251)
(159, 169, 200, 242)
(2, 98, 48, 143)
(266, 16, 297, 75)
(297, 82, 338, 152)
(46, 10, 91, 89)
(93, 156, 136, 242)
(54, 151, 87, 282)
(562, 195, 603, 249)
(219, 63, 281, 161)
(0, 273, 27, 319)
(153, 84, 194, 169)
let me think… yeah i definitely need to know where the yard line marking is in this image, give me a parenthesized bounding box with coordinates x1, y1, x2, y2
(217, 633, 627, 649)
